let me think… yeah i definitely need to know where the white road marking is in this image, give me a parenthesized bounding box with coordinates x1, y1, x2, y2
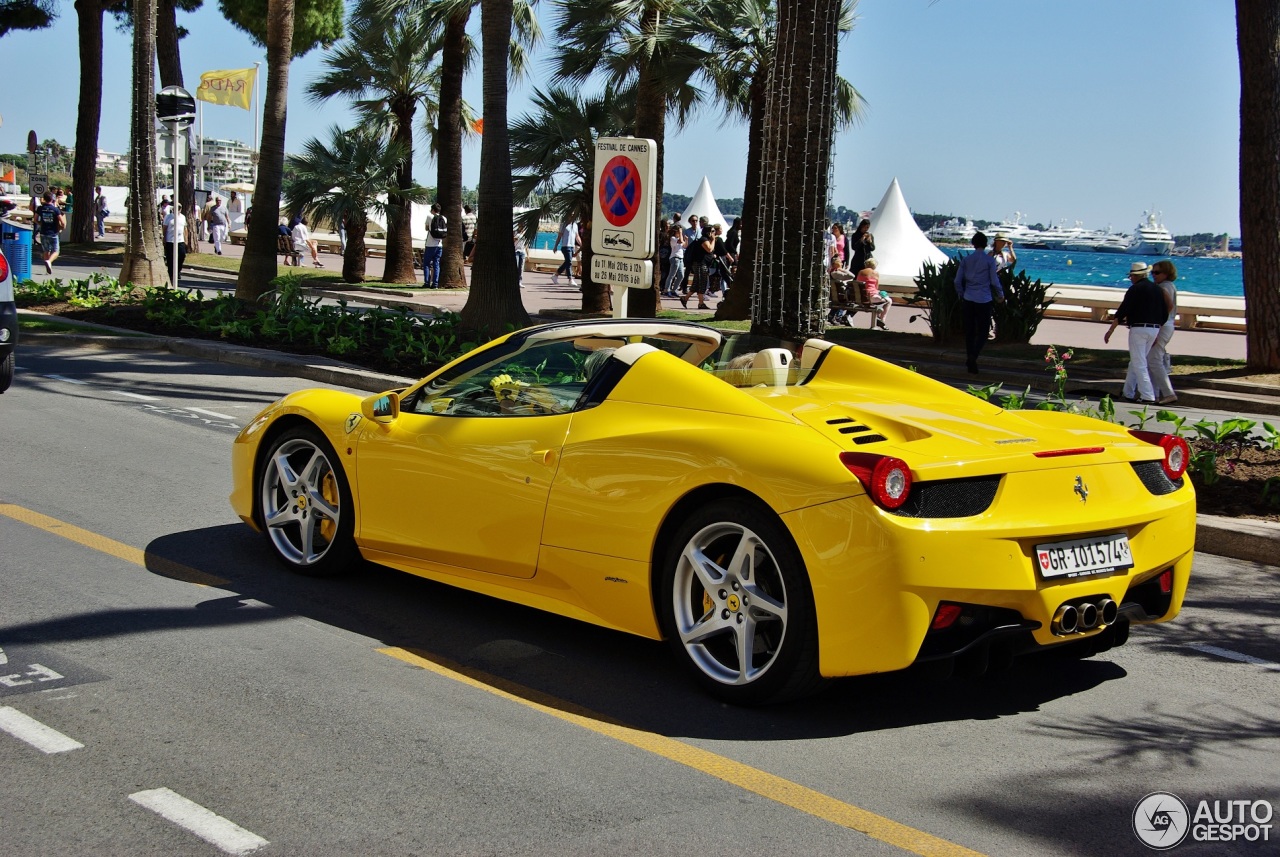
(44, 374, 87, 385)
(129, 788, 268, 855)
(0, 646, 6, 665)
(186, 406, 236, 420)
(1187, 643, 1280, 671)
(0, 706, 85, 753)
(115, 391, 159, 401)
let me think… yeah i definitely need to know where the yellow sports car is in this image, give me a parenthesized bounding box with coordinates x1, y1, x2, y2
(230, 320, 1194, 704)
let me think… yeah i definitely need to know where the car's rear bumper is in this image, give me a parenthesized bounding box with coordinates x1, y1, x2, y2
(784, 479, 1196, 679)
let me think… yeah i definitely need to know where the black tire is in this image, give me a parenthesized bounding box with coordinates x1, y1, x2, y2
(257, 426, 358, 577)
(0, 351, 13, 393)
(657, 498, 823, 705)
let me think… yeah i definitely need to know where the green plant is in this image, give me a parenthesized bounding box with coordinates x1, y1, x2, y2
(965, 380, 1002, 402)
(1098, 394, 1116, 423)
(992, 268, 1054, 344)
(1188, 447, 1220, 485)
(1128, 405, 1154, 430)
(1000, 385, 1031, 410)
(327, 334, 360, 356)
(1260, 422, 1279, 451)
(1262, 477, 1280, 510)
(906, 258, 961, 345)
(1156, 409, 1188, 437)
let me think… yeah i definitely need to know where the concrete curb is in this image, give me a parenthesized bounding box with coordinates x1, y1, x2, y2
(1195, 514, 1280, 566)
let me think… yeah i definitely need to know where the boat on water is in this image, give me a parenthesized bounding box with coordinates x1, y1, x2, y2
(984, 212, 1040, 245)
(1130, 209, 1175, 255)
(926, 218, 976, 244)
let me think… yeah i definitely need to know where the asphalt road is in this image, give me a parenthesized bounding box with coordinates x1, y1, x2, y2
(1, 343, 1277, 857)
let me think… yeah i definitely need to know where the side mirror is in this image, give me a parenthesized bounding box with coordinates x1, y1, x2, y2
(361, 391, 400, 423)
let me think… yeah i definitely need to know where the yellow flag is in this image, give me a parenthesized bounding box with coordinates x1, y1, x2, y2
(196, 68, 257, 110)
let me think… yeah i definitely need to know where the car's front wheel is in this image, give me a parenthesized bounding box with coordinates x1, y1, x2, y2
(258, 426, 357, 576)
(659, 499, 822, 705)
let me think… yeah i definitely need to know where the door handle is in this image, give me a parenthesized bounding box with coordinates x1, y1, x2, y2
(533, 449, 557, 466)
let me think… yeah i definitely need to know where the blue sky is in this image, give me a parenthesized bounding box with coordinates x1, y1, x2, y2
(0, 0, 1240, 234)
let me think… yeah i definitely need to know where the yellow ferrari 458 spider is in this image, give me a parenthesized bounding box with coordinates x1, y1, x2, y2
(231, 320, 1195, 704)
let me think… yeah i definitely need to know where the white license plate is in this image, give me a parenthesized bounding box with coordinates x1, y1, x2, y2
(1035, 534, 1133, 579)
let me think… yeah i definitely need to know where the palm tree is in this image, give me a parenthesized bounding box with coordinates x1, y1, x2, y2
(461, 0, 531, 334)
(510, 86, 634, 314)
(119, 0, 167, 287)
(70, 0, 129, 244)
(1237, 0, 1280, 370)
(284, 125, 427, 283)
(557, 0, 710, 317)
(308, 0, 440, 284)
(700, 0, 865, 322)
(750, 0, 843, 340)
(220, 0, 344, 301)
(417, 0, 539, 290)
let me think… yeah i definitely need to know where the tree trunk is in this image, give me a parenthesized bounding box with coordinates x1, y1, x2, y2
(618, 3, 664, 319)
(342, 217, 368, 282)
(382, 98, 418, 283)
(71, 0, 104, 244)
(120, 0, 167, 288)
(156, 0, 198, 253)
(1237, 0, 1280, 370)
(461, 0, 530, 336)
(715, 72, 766, 322)
(235, 0, 294, 302)
(437, 7, 470, 289)
(751, 0, 840, 341)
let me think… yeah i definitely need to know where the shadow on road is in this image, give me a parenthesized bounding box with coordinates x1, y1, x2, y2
(135, 523, 1138, 741)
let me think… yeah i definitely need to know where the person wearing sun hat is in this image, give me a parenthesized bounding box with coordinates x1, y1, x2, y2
(1104, 261, 1169, 404)
(991, 232, 1017, 272)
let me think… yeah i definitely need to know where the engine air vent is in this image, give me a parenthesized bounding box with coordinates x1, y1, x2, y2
(889, 475, 1002, 518)
(1131, 460, 1184, 495)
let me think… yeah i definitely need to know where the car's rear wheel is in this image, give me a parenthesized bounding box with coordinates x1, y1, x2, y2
(258, 426, 357, 576)
(659, 499, 822, 705)
(0, 351, 13, 393)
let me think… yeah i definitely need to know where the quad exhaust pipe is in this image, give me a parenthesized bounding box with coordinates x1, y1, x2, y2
(1052, 597, 1119, 636)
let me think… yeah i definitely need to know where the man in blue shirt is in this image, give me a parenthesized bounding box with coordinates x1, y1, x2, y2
(953, 231, 1005, 374)
(34, 191, 65, 275)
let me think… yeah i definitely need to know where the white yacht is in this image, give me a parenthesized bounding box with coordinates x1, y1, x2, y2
(927, 218, 976, 244)
(1035, 220, 1087, 250)
(1129, 209, 1175, 256)
(983, 212, 1040, 245)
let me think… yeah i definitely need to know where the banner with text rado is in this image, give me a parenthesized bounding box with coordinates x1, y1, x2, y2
(591, 137, 657, 260)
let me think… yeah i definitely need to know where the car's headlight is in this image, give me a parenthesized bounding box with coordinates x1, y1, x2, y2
(0, 327, 11, 343)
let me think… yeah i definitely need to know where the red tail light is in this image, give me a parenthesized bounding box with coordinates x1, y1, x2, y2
(931, 603, 963, 630)
(0, 250, 9, 283)
(840, 452, 913, 510)
(1130, 430, 1189, 480)
(1159, 569, 1173, 594)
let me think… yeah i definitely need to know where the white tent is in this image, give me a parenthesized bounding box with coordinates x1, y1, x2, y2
(866, 177, 949, 280)
(679, 177, 731, 233)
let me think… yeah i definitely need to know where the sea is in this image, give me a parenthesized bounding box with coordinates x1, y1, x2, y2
(940, 246, 1244, 298)
(533, 232, 1245, 298)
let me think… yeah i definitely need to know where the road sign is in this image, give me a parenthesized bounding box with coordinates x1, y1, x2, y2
(590, 256, 653, 289)
(590, 137, 656, 259)
(29, 174, 48, 198)
(157, 86, 196, 125)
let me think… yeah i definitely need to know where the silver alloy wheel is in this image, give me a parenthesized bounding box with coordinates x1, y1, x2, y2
(260, 437, 343, 567)
(671, 521, 789, 686)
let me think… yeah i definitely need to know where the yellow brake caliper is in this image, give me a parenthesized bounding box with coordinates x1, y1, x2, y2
(319, 472, 339, 542)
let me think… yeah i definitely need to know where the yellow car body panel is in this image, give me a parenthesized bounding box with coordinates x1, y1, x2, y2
(230, 322, 1196, 685)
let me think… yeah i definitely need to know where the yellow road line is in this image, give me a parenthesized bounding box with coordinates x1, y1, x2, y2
(380, 646, 985, 857)
(0, 503, 230, 587)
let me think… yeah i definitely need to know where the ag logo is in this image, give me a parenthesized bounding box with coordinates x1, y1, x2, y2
(1133, 792, 1189, 850)
(344, 413, 361, 434)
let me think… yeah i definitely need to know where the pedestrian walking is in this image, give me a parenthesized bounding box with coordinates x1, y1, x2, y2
(162, 203, 188, 278)
(34, 191, 65, 275)
(204, 197, 229, 255)
(553, 217, 580, 286)
(1148, 259, 1179, 404)
(94, 186, 109, 238)
(954, 231, 1005, 374)
(423, 204, 446, 287)
(1104, 262, 1169, 404)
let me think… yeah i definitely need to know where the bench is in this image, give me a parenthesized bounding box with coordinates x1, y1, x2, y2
(828, 275, 887, 329)
(277, 234, 301, 266)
